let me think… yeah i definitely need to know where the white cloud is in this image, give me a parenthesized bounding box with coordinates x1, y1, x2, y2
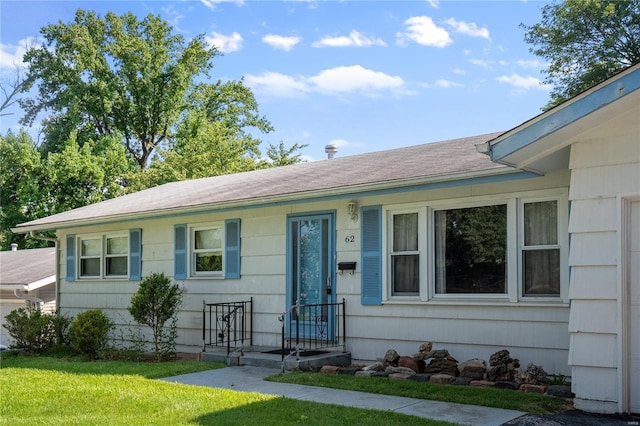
(200, 0, 244, 10)
(313, 30, 386, 48)
(427, 0, 440, 8)
(444, 18, 490, 40)
(396, 16, 451, 48)
(496, 74, 548, 90)
(308, 65, 404, 95)
(452, 68, 466, 75)
(245, 65, 409, 98)
(469, 58, 490, 67)
(262, 34, 302, 51)
(205, 32, 243, 53)
(0, 37, 39, 69)
(244, 71, 310, 98)
(516, 59, 545, 69)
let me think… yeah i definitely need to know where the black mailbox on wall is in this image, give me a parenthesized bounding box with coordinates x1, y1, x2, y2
(338, 262, 357, 274)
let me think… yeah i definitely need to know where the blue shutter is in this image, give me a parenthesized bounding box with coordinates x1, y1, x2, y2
(129, 228, 142, 280)
(174, 224, 187, 279)
(225, 219, 241, 279)
(66, 234, 76, 282)
(361, 206, 382, 305)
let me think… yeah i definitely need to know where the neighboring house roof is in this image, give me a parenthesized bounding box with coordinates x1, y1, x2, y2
(0, 248, 56, 291)
(13, 132, 526, 233)
(483, 62, 640, 173)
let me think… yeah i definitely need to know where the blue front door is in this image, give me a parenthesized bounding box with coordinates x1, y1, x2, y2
(287, 213, 335, 341)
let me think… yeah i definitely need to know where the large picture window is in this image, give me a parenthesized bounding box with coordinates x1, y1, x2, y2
(434, 205, 507, 294)
(380, 192, 566, 302)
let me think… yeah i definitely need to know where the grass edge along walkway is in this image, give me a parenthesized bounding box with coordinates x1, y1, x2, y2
(266, 371, 573, 415)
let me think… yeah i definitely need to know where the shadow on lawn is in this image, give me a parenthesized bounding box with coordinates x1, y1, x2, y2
(192, 398, 452, 426)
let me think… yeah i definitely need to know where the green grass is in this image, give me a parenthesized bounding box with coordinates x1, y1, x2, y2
(0, 353, 453, 425)
(266, 371, 573, 415)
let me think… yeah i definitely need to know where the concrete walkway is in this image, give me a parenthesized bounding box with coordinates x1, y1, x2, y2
(162, 364, 526, 426)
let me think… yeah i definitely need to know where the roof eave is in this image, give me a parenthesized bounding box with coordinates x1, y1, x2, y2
(13, 166, 516, 233)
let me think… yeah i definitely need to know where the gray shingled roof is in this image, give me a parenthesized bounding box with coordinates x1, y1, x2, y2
(14, 132, 511, 232)
(0, 248, 56, 289)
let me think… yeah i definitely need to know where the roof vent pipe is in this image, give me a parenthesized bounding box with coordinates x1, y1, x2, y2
(11, 243, 18, 251)
(325, 143, 338, 159)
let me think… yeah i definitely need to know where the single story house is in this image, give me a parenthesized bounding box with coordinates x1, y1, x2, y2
(12, 62, 640, 414)
(0, 246, 57, 346)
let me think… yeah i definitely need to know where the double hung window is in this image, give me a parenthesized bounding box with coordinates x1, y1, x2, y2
(391, 213, 419, 295)
(78, 234, 129, 278)
(521, 200, 560, 296)
(192, 226, 223, 276)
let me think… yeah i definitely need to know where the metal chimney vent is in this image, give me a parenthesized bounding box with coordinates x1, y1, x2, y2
(325, 143, 338, 159)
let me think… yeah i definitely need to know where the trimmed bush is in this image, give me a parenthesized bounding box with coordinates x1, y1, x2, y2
(3, 307, 70, 353)
(128, 272, 183, 361)
(69, 309, 113, 359)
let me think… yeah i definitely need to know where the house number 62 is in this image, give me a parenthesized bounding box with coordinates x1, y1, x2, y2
(344, 235, 355, 243)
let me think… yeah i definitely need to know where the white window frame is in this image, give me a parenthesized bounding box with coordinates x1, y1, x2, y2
(190, 222, 225, 278)
(382, 189, 568, 304)
(77, 233, 129, 279)
(428, 199, 513, 302)
(518, 194, 569, 302)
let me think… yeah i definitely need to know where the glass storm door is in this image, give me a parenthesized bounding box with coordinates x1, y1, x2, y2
(287, 213, 335, 341)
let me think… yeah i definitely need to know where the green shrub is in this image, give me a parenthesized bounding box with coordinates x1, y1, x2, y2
(128, 272, 183, 361)
(69, 309, 113, 359)
(3, 307, 69, 353)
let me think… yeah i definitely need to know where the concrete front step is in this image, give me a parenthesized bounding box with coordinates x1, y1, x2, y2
(201, 346, 351, 371)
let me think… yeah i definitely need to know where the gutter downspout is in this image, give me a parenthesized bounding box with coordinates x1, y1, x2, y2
(28, 231, 60, 316)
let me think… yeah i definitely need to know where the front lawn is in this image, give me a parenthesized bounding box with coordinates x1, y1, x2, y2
(266, 371, 573, 415)
(0, 353, 453, 426)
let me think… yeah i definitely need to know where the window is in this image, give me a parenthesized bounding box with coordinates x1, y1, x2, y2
(174, 219, 241, 280)
(434, 205, 507, 294)
(521, 200, 560, 296)
(78, 234, 129, 278)
(192, 226, 223, 276)
(391, 212, 419, 295)
(378, 192, 566, 302)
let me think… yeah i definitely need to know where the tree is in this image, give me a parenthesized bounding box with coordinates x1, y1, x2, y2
(265, 141, 309, 167)
(0, 130, 132, 249)
(523, 0, 640, 109)
(0, 130, 46, 249)
(128, 273, 183, 360)
(0, 66, 26, 117)
(21, 9, 217, 167)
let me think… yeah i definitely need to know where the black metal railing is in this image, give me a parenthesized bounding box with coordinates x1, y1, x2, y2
(203, 298, 252, 355)
(281, 298, 346, 360)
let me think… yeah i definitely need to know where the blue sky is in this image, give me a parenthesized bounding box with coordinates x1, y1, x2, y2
(0, 0, 552, 161)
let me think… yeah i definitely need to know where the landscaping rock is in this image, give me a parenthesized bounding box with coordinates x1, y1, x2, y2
(398, 356, 424, 373)
(495, 381, 519, 390)
(387, 366, 416, 375)
(423, 349, 449, 360)
(424, 357, 458, 376)
(410, 373, 432, 382)
(384, 349, 400, 365)
(546, 385, 574, 398)
(519, 363, 549, 385)
(430, 373, 455, 384)
(370, 371, 391, 378)
(389, 373, 413, 380)
(487, 349, 519, 382)
(520, 384, 548, 394)
(458, 359, 486, 380)
(362, 362, 386, 372)
(338, 367, 358, 375)
(319, 365, 340, 374)
(355, 370, 376, 377)
(452, 377, 473, 386)
(418, 341, 433, 353)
